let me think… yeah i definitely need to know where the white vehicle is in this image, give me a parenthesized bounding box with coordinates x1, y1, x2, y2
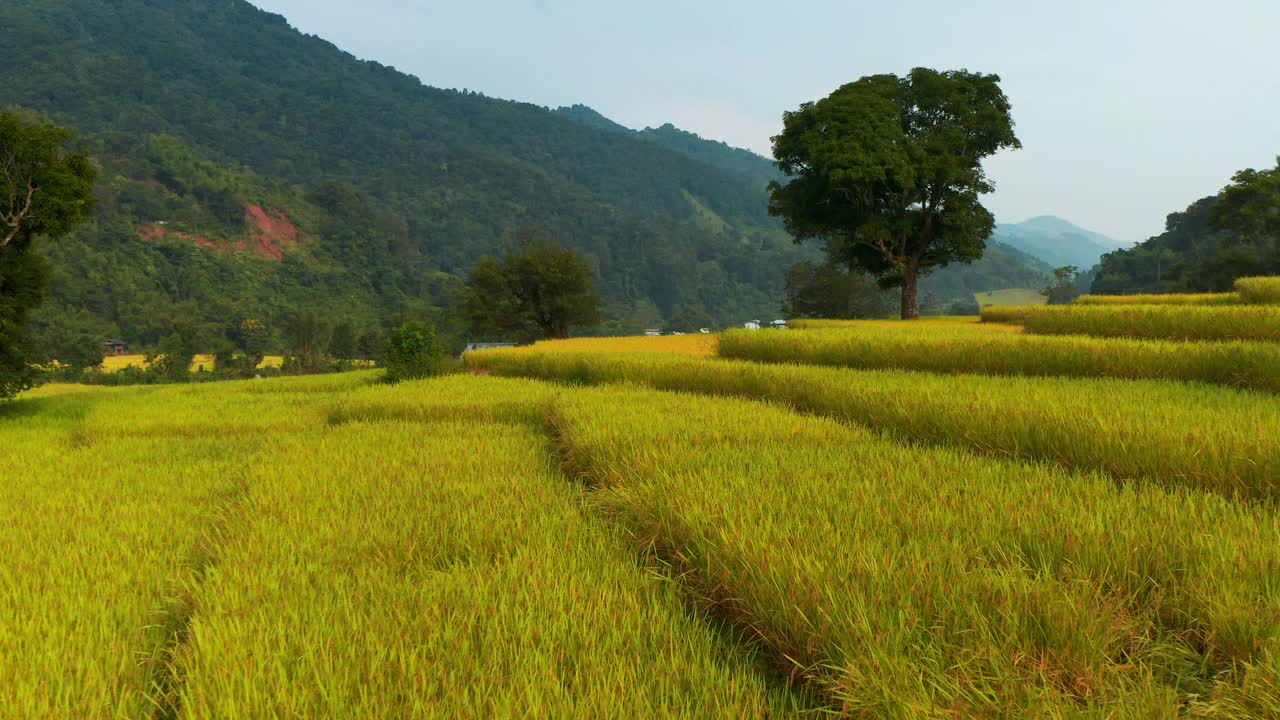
(698, 328, 711, 334)
(743, 321, 761, 330)
(770, 319, 788, 329)
(643, 328, 662, 336)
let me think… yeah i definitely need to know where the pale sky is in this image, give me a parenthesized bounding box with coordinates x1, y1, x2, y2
(249, 0, 1279, 244)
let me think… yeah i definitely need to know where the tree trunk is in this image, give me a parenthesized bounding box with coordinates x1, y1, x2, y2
(900, 265, 920, 320)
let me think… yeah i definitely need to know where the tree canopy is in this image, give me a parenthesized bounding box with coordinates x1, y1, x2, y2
(769, 68, 1020, 318)
(1093, 158, 1280, 294)
(461, 235, 603, 341)
(1, 109, 96, 399)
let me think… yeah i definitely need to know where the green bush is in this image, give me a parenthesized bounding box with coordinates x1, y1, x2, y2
(382, 321, 445, 382)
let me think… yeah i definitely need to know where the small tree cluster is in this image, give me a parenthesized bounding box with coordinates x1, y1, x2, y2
(460, 232, 602, 341)
(382, 321, 444, 382)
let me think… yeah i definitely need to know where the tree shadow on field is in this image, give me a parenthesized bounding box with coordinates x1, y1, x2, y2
(0, 392, 97, 425)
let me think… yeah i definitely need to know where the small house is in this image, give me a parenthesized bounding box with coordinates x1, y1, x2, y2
(770, 320, 788, 329)
(462, 342, 519, 354)
(743, 321, 761, 330)
(102, 339, 129, 356)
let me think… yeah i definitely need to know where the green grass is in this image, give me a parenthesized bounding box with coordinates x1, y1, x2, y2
(974, 287, 1047, 307)
(552, 384, 1280, 716)
(468, 349, 1280, 502)
(717, 325, 1280, 393)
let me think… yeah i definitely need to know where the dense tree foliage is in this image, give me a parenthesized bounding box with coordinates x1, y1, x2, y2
(462, 236, 603, 341)
(0, 110, 97, 398)
(1042, 267, 1082, 305)
(782, 262, 892, 319)
(1092, 159, 1280, 294)
(770, 69, 1021, 319)
(382, 321, 445, 382)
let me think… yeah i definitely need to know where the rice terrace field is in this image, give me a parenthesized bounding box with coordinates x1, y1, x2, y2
(6, 280, 1280, 718)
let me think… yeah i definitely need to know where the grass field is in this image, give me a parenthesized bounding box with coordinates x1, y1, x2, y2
(8, 293, 1280, 717)
(974, 287, 1047, 307)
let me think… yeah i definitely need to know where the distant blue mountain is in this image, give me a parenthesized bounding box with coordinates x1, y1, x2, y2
(992, 216, 1127, 270)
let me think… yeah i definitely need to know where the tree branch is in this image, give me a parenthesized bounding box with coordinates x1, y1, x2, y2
(1, 179, 35, 248)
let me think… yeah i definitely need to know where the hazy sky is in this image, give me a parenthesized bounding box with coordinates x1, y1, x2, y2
(249, 0, 1279, 243)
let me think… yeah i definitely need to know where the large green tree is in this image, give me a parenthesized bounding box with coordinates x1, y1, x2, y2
(461, 234, 603, 341)
(1, 110, 96, 398)
(769, 68, 1020, 319)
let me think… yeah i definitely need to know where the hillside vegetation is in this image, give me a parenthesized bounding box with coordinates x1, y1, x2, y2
(1, 0, 1064, 354)
(0, 0, 810, 344)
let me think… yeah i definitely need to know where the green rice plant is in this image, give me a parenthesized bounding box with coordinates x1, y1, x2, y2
(172, 375, 800, 718)
(717, 326, 1280, 393)
(1074, 292, 1242, 306)
(979, 304, 1037, 323)
(467, 350, 1280, 501)
(1236, 276, 1280, 304)
(552, 384, 1280, 716)
(1023, 304, 1280, 342)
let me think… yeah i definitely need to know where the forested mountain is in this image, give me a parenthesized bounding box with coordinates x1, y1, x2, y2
(2, 0, 1056, 349)
(2, 0, 807, 348)
(992, 216, 1125, 271)
(555, 105, 785, 192)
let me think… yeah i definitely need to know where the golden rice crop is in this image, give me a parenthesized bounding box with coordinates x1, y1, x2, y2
(96, 353, 286, 372)
(551, 384, 1280, 716)
(0, 390, 277, 717)
(1236, 276, 1280, 304)
(1023, 304, 1280, 342)
(979, 304, 1037, 323)
(717, 325, 1280, 392)
(467, 349, 1280, 501)
(1074, 292, 1242, 305)
(1, 374, 799, 718)
(482, 333, 717, 357)
(787, 317, 1016, 332)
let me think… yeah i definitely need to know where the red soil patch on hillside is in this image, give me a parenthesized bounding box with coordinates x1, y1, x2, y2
(136, 205, 304, 261)
(245, 204, 300, 261)
(136, 224, 217, 249)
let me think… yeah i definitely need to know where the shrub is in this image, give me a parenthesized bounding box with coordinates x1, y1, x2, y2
(382, 321, 445, 382)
